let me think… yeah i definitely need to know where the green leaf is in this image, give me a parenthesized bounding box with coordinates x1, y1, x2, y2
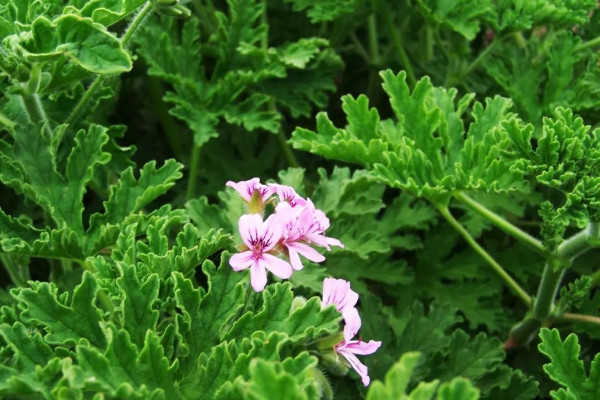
(13, 271, 106, 347)
(88, 159, 183, 235)
(67, 327, 181, 399)
(538, 328, 600, 400)
(292, 70, 525, 203)
(0, 323, 60, 398)
(79, 0, 146, 26)
(225, 282, 340, 342)
(486, 370, 539, 400)
(173, 253, 246, 373)
(23, 15, 132, 74)
(283, 0, 363, 23)
(241, 357, 320, 400)
(116, 263, 160, 346)
(436, 378, 479, 400)
(430, 331, 505, 384)
(415, 0, 493, 40)
(366, 352, 439, 400)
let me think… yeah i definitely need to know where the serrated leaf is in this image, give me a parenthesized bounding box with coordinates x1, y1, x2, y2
(116, 263, 160, 346)
(225, 282, 340, 342)
(13, 271, 106, 347)
(538, 328, 600, 400)
(174, 253, 246, 373)
(23, 15, 131, 74)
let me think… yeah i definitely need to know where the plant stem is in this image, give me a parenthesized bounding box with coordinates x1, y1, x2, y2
(557, 223, 599, 261)
(63, 75, 106, 129)
(532, 223, 600, 323)
(367, 13, 380, 65)
(0, 254, 27, 287)
(65, 2, 153, 130)
(121, 2, 154, 48)
(575, 36, 600, 52)
(453, 191, 548, 257)
(435, 204, 533, 307)
(349, 32, 371, 63)
(378, 6, 416, 86)
(459, 35, 502, 81)
(555, 312, 600, 326)
(533, 260, 565, 320)
(186, 144, 201, 201)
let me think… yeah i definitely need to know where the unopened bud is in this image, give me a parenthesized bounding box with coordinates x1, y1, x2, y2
(290, 296, 307, 314)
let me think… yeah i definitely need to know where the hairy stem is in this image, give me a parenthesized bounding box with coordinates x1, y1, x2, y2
(453, 191, 548, 257)
(65, 2, 153, 129)
(435, 204, 532, 307)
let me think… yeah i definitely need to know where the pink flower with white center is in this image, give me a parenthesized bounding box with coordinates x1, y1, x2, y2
(269, 183, 307, 207)
(226, 178, 274, 204)
(229, 214, 293, 291)
(322, 278, 360, 327)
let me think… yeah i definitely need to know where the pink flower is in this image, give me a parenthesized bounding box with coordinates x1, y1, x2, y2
(226, 178, 274, 203)
(335, 333, 382, 386)
(270, 184, 307, 207)
(275, 200, 343, 270)
(297, 199, 344, 250)
(229, 214, 293, 291)
(322, 278, 381, 386)
(322, 278, 360, 327)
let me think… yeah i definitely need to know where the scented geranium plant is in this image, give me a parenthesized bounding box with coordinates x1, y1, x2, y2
(2, 0, 600, 399)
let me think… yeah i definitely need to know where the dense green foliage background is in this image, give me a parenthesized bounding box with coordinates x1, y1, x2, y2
(1, 0, 600, 399)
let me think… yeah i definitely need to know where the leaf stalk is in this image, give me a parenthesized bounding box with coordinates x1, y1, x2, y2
(435, 203, 532, 307)
(452, 191, 548, 257)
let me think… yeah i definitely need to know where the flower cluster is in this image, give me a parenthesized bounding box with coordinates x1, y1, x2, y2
(227, 178, 343, 291)
(322, 278, 381, 386)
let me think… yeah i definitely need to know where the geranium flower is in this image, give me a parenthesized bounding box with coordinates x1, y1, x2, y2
(276, 200, 343, 270)
(322, 278, 360, 327)
(321, 277, 381, 386)
(269, 183, 307, 207)
(335, 323, 382, 386)
(229, 213, 293, 291)
(226, 178, 274, 204)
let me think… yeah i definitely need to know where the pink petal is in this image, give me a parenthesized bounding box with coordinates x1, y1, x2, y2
(261, 254, 293, 279)
(344, 339, 382, 356)
(238, 214, 264, 248)
(226, 178, 260, 202)
(287, 247, 304, 271)
(343, 308, 361, 342)
(262, 214, 283, 251)
(322, 278, 359, 312)
(288, 242, 325, 263)
(229, 251, 254, 271)
(336, 348, 371, 386)
(250, 263, 267, 291)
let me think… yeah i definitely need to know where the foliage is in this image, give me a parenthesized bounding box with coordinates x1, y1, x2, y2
(0, 0, 600, 399)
